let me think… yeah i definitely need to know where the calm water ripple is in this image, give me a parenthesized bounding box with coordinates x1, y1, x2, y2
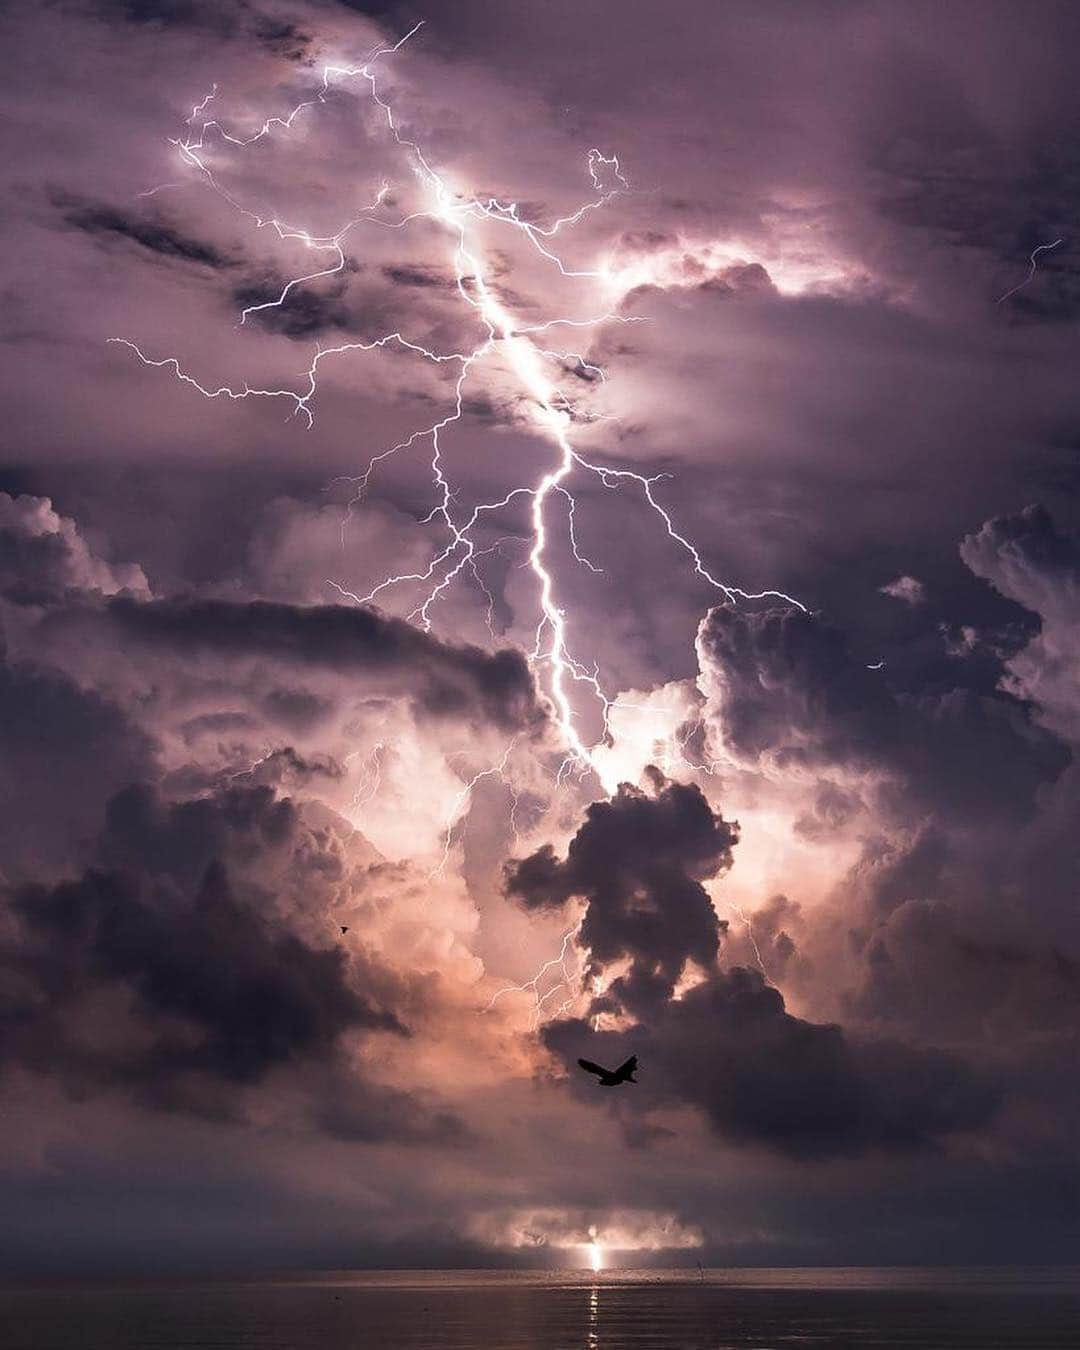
(1, 1268, 1078, 1349)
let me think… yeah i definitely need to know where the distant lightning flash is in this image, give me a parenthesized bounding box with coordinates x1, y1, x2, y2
(997, 237, 1063, 305)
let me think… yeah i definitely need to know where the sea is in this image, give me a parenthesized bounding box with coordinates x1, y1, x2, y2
(1, 1267, 1078, 1349)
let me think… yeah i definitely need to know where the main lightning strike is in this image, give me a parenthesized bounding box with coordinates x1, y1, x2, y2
(113, 20, 804, 796)
(113, 22, 807, 1024)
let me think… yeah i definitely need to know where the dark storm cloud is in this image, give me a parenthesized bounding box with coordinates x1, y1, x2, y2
(874, 128, 1080, 318)
(957, 504, 1080, 742)
(545, 967, 997, 1159)
(260, 685, 335, 731)
(381, 263, 453, 289)
(0, 777, 415, 1125)
(81, 0, 311, 56)
(232, 252, 468, 341)
(317, 1075, 466, 1145)
(507, 776, 737, 1010)
(0, 527, 85, 607)
(105, 594, 546, 732)
(331, 0, 413, 17)
(0, 498, 157, 877)
(861, 827, 950, 918)
(962, 502, 1080, 584)
(1, 860, 396, 1098)
(0, 523, 102, 606)
(98, 780, 299, 887)
(698, 603, 1069, 824)
(848, 895, 1080, 1042)
(698, 604, 897, 769)
(0, 646, 156, 879)
(517, 775, 997, 1157)
(230, 272, 357, 339)
(59, 198, 239, 271)
(178, 708, 258, 740)
(792, 780, 861, 841)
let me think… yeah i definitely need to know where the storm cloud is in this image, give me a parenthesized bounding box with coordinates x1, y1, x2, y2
(105, 593, 547, 732)
(508, 776, 737, 1009)
(0, 776, 449, 1140)
(2, 0, 1080, 1273)
(514, 775, 996, 1158)
(697, 602, 1070, 825)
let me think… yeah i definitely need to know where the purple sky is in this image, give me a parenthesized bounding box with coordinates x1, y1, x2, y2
(1, 0, 1079, 1272)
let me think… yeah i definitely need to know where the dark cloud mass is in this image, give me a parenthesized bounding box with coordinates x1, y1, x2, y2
(3, 861, 384, 1096)
(230, 272, 356, 339)
(508, 777, 737, 1009)
(520, 778, 996, 1157)
(2, 0, 1080, 1275)
(0, 778, 418, 1131)
(546, 968, 997, 1159)
(60, 199, 238, 271)
(0, 648, 156, 878)
(106, 594, 546, 732)
(697, 602, 1070, 824)
(86, 0, 311, 56)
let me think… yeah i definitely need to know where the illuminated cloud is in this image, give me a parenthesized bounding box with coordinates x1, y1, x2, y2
(0, 492, 149, 605)
(879, 575, 926, 606)
(961, 504, 1080, 740)
(470, 1208, 703, 1254)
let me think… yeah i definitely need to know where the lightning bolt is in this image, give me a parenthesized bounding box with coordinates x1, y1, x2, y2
(728, 902, 770, 980)
(346, 741, 386, 811)
(112, 19, 807, 1022)
(113, 19, 804, 790)
(485, 918, 586, 1028)
(997, 237, 1064, 305)
(430, 737, 519, 879)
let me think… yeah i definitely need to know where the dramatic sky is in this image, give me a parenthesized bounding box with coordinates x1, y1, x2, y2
(2, 0, 1080, 1272)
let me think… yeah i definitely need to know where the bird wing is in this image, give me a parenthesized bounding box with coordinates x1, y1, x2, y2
(577, 1058, 609, 1077)
(615, 1055, 638, 1076)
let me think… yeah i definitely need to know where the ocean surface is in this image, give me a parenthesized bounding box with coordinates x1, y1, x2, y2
(1, 1267, 1078, 1349)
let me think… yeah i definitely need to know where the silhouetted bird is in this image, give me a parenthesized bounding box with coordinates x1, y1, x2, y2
(577, 1054, 638, 1087)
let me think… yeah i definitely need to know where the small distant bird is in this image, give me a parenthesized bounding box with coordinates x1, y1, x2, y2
(340, 926, 349, 935)
(577, 1054, 638, 1087)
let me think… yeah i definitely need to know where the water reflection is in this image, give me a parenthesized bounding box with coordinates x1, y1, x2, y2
(1, 1268, 1078, 1349)
(586, 1284, 599, 1349)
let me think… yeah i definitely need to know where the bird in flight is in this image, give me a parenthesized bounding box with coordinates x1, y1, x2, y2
(577, 1054, 638, 1087)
